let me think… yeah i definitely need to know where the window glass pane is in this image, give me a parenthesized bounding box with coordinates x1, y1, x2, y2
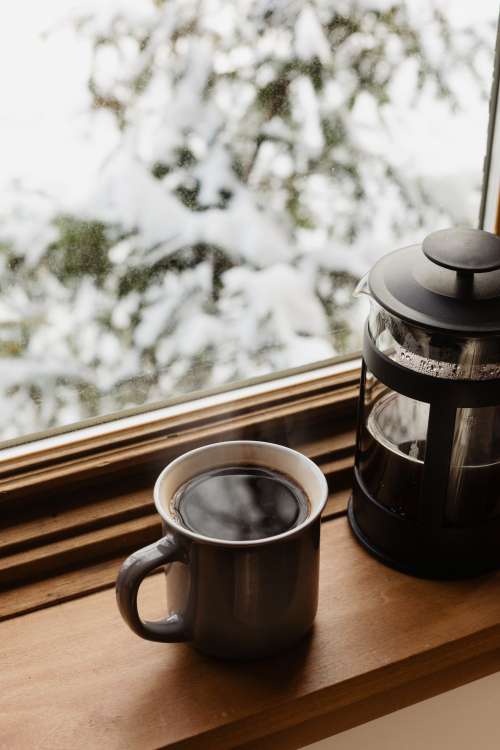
(0, 1, 497, 442)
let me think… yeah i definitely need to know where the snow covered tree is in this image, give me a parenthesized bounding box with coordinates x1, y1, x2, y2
(0, 0, 495, 438)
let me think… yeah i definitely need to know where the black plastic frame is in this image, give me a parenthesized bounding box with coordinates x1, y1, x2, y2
(363, 326, 500, 408)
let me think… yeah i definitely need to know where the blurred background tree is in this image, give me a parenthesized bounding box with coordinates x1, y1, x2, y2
(0, 0, 496, 439)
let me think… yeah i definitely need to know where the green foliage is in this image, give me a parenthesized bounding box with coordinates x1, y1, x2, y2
(151, 162, 170, 180)
(116, 242, 233, 304)
(46, 217, 112, 285)
(257, 78, 291, 118)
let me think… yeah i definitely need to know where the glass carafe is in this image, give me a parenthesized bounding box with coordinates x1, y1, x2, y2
(357, 276, 500, 527)
(350, 228, 500, 577)
(361, 300, 500, 525)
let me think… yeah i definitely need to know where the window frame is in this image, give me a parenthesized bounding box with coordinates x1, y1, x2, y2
(480, 19, 500, 233)
(0, 354, 359, 480)
(3, 21, 500, 750)
(0, 20, 498, 465)
(1, 14, 499, 622)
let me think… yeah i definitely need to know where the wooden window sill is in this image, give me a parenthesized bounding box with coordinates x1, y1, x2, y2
(3, 366, 500, 747)
(4, 513, 500, 749)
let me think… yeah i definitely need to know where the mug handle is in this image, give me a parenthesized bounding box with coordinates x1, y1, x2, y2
(116, 535, 190, 643)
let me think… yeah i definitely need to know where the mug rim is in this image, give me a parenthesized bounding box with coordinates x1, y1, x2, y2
(153, 440, 329, 547)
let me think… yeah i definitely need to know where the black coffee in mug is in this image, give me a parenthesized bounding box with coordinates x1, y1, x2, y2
(173, 465, 309, 541)
(116, 441, 328, 658)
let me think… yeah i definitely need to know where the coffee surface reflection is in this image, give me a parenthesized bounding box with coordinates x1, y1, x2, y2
(173, 465, 309, 541)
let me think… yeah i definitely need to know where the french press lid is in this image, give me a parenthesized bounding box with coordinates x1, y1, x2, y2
(369, 228, 500, 335)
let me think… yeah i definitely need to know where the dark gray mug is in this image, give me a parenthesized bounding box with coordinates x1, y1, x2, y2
(116, 440, 328, 659)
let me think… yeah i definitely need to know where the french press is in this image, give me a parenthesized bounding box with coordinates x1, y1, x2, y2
(350, 227, 500, 578)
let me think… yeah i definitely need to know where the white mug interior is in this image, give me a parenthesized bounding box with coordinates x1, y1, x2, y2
(153, 440, 329, 546)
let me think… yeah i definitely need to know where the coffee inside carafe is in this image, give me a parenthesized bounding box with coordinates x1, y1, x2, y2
(360, 390, 429, 520)
(360, 387, 500, 526)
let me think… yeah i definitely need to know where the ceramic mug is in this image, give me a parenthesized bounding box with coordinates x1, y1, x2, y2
(116, 440, 328, 659)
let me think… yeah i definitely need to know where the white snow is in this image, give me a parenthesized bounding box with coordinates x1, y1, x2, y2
(0, 0, 496, 440)
(291, 76, 325, 158)
(222, 264, 330, 337)
(295, 5, 331, 64)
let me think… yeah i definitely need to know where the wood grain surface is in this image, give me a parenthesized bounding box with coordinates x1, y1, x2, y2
(0, 427, 354, 611)
(0, 370, 358, 495)
(3, 517, 500, 750)
(0, 489, 350, 622)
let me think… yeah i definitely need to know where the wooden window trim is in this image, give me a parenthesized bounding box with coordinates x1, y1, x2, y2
(0, 360, 360, 621)
(0, 356, 359, 480)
